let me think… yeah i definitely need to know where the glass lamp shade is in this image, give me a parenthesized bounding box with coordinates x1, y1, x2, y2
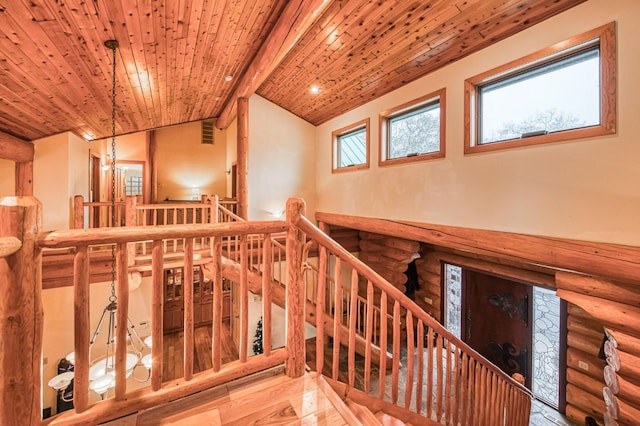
(141, 354, 152, 369)
(89, 353, 139, 381)
(89, 373, 115, 395)
(48, 371, 74, 391)
(65, 351, 75, 364)
(143, 335, 152, 348)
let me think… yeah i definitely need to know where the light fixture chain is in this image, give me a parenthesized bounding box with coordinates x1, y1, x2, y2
(108, 40, 118, 303)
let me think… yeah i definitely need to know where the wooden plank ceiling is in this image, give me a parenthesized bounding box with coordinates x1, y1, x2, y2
(0, 0, 586, 142)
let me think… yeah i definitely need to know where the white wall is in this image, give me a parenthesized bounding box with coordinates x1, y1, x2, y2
(155, 121, 227, 201)
(248, 95, 317, 220)
(314, 0, 640, 246)
(0, 159, 14, 195)
(33, 133, 89, 231)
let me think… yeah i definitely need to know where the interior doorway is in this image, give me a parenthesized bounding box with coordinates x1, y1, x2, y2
(443, 264, 565, 410)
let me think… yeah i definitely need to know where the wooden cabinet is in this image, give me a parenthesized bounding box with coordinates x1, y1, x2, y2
(163, 266, 230, 332)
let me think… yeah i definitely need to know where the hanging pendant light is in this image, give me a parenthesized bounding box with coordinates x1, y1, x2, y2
(49, 39, 151, 401)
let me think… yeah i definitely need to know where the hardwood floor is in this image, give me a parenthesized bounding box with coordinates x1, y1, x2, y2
(102, 367, 355, 425)
(163, 321, 239, 382)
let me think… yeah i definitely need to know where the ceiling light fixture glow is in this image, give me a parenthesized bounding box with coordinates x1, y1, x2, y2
(310, 85, 320, 95)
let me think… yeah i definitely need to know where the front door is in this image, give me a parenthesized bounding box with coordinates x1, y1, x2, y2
(463, 270, 532, 386)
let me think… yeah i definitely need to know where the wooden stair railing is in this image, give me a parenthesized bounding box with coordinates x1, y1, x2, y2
(290, 210, 533, 426)
(34, 219, 293, 425)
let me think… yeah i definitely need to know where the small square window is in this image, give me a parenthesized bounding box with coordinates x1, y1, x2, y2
(379, 88, 446, 166)
(332, 118, 370, 173)
(465, 22, 616, 154)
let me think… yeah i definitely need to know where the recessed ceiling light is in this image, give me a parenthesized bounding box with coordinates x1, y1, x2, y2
(225, 75, 233, 82)
(310, 85, 320, 94)
(215, 96, 221, 101)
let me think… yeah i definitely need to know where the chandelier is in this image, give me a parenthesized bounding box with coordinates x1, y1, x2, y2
(48, 39, 152, 402)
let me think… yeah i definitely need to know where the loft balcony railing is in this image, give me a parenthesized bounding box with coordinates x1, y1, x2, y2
(1, 196, 532, 425)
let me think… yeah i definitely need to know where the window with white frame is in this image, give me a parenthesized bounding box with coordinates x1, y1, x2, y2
(332, 118, 369, 172)
(464, 22, 616, 154)
(379, 88, 445, 166)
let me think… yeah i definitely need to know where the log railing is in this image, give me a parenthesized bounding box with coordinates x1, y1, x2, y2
(2, 196, 535, 425)
(34, 217, 299, 425)
(292, 212, 533, 426)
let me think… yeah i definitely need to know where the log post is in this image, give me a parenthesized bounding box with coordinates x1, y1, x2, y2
(0, 196, 43, 425)
(125, 195, 137, 227)
(16, 161, 33, 197)
(211, 194, 219, 224)
(285, 197, 306, 378)
(237, 97, 248, 220)
(73, 195, 85, 229)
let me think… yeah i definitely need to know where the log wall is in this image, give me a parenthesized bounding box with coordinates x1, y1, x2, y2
(317, 212, 640, 425)
(565, 304, 607, 424)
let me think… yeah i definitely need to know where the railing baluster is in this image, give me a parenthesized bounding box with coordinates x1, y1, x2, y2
(151, 240, 164, 390)
(416, 320, 424, 415)
(262, 233, 272, 357)
(436, 334, 443, 421)
(115, 242, 128, 400)
(183, 238, 194, 380)
(316, 247, 327, 375)
(392, 301, 400, 405)
(332, 257, 342, 380)
(445, 338, 452, 423)
(364, 280, 374, 394)
(348, 269, 358, 388)
(239, 234, 248, 362)
(456, 348, 465, 425)
(479, 365, 488, 423)
(426, 325, 434, 419)
(378, 291, 388, 400)
(73, 245, 90, 412)
(212, 236, 223, 372)
(404, 310, 414, 410)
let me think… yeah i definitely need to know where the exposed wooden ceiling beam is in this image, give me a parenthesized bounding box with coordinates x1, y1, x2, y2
(0, 132, 33, 163)
(216, 0, 332, 130)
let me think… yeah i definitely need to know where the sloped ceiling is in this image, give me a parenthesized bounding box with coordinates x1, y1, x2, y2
(0, 0, 586, 142)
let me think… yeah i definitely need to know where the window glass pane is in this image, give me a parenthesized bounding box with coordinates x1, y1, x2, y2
(338, 127, 366, 167)
(532, 286, 560, 407)
(443, 264, 462, 340)
(480, 47, 600, 144)
(388, 102, 440, 159)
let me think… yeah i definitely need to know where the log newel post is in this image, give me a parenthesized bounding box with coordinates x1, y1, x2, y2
(73, 195, 85, 229)
(211, 194, 219, 224)
(285, 197, 306, 378)
(0, 196, 43, 425)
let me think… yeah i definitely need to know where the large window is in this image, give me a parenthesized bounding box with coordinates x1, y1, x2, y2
(464, 22, 616, 153)
(332, 118, 369, 173)
(379, 88, 445, 166)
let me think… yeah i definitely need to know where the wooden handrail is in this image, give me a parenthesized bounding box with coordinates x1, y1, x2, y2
(37, 222, 288, 249)
(0, 236, 22, 257)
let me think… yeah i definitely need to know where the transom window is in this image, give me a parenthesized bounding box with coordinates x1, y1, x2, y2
(464, 22, 616, 153)
(379, 88, 445, 166)
(332, 118, 369, 173)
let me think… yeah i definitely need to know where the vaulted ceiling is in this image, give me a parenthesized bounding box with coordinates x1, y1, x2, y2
(0, 0, 586, 142)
